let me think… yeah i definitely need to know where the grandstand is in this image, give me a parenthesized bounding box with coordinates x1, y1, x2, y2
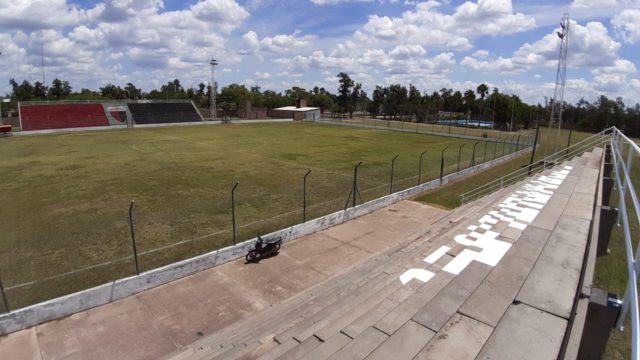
(17, 100, 202, 131)
(127, 101, 202, 125)
(19, 103, 109, 131)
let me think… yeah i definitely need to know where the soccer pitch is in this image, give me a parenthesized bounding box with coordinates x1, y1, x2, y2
(0, 122, 521, 308)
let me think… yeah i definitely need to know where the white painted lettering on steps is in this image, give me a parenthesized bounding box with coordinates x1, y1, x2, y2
(399, 166, 573, 285)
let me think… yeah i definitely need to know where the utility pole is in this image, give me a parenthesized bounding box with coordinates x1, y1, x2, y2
(209, 58, 218, 121)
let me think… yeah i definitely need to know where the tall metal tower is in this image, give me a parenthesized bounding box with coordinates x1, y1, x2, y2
(549, 13, 570, 130)
(209, 58, 218, 121)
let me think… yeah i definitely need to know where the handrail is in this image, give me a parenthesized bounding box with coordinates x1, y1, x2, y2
(610, 127, 640, 360)
(459, 127, 613, 204)
(459, 126, 639, 359)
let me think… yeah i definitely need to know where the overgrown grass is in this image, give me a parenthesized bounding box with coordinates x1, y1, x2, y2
(0, 121, 524, 309)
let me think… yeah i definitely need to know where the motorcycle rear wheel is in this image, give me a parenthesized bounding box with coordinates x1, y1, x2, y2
(246, 250, 260, 262)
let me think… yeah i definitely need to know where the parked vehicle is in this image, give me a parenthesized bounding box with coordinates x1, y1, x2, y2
(246, 235, 282, 262)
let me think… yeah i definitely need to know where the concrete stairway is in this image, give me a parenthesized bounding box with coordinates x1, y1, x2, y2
(166, 148, 603, 360)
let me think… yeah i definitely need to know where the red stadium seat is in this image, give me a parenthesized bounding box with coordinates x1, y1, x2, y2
(20, 104, 110, 131)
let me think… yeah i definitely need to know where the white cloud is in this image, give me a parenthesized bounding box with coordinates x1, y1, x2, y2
(461, 20, 623, 73)
(357, 0, 535, 52)
(389, 44, 426, 58)
(255, 71, 271, 79)
(191, 0, 249, 28)
(309, 0, 373, 4)
(239, 31, 316, 54)
(472, 50, 490, 58)
(0, 0, 104, 30)
(612, 9, 640, 43)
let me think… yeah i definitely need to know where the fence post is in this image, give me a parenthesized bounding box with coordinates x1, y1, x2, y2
(516, 134, 521, 152)
(0, 274, 9, 313)
(493, 139, 498, 160)
(128, 200, 140, 276)
(231, 181, 239, 245)
(303, 169, 311, 222)
(483, 141, 488, 163)
(390, 155, 399, 194)
(566, 127, 573, 155)
(352, 162, 363, 208)
(440, 146, 448, 184)
(528, 125, 541, 175)
(471, 141, 479, 166)
(418, 150, 427, 184)
(457, 143, 466, 172)
(502, 136, 507, 157)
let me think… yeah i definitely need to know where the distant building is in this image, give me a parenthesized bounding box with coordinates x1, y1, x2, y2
(268, 99, 321, 121)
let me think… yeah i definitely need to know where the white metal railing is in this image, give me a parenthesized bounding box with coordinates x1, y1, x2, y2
(459, 127, 613, 204)
(610, 127, 640, 360)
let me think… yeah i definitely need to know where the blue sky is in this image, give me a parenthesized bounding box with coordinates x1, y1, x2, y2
(0, 0, 639, 105)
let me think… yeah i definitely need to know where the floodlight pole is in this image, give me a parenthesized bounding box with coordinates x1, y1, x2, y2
(209, 58, 218, 121)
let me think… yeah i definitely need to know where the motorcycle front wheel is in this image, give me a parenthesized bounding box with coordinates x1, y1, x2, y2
(246, 250, 260, 262)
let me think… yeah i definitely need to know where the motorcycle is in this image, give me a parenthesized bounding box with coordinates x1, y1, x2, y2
(246, 235, 282, 263)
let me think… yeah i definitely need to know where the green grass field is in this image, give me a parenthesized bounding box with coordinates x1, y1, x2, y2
(0, 121, 526, 309)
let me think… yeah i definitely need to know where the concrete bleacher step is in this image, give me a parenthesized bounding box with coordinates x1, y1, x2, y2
(182, 194, 512, 355)
(169, 149, 603, 360)
(188, 202, 498, 355)
(248, 193, 521, 359)
(166, 208, 463, 359)
(207, 217, 474, 359)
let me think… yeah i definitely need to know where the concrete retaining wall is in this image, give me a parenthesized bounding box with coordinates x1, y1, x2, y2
(0, 146, 532, 335)
(13, 119, 295, 136)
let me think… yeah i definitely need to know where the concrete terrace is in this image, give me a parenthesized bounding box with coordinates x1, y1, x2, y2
(0, 148, 603, 360)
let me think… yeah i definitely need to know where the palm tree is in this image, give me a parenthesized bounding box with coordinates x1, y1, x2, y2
(476, 83, 489, 119)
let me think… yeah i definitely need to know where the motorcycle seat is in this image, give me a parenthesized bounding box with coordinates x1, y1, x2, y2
(261, 236, 282, 244)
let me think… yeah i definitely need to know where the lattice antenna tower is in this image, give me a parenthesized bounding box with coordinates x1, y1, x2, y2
(549, 13, 570, 131)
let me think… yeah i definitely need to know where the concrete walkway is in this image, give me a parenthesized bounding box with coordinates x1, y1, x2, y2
(0, 201, 448, 360)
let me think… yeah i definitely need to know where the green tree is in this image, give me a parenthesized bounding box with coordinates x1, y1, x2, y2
(336, 72, 354, 116)
(463, 89, 476, 118)
(476, 83, 489, 119)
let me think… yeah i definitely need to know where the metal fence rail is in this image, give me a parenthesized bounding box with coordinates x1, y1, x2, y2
(459, 127, 612, 204)
(610, 127, 640, 360)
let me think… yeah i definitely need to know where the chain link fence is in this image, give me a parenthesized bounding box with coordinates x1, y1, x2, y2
(0, 125, 530, 312)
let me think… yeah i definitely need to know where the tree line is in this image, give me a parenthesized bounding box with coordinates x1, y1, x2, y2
(5, 73, 640, 136)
